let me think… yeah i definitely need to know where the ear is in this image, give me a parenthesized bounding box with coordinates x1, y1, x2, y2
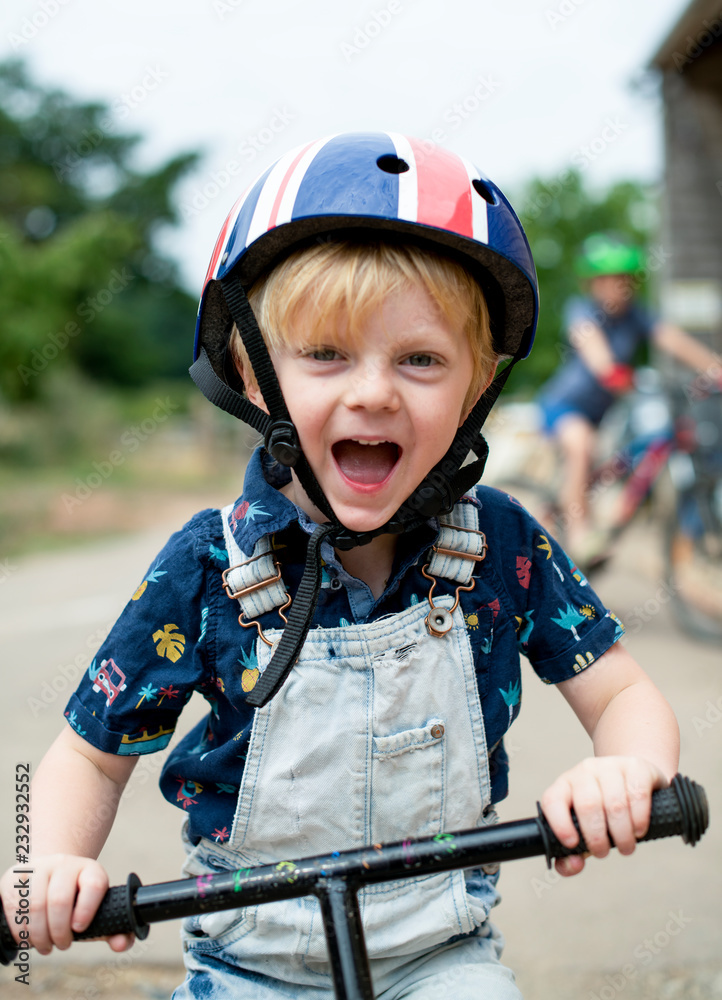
(459, 361, 498, 426)
(245, 376, 269, 415)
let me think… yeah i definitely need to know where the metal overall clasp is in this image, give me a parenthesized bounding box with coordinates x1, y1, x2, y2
(422, 526, 488, 638)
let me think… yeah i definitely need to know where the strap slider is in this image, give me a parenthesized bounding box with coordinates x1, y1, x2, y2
(222, 553, 283, 601)
(432, 524, 488, 564)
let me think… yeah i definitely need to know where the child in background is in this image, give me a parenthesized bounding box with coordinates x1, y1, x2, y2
(2, 134, 679, 999)
(537, 232, 722, 566)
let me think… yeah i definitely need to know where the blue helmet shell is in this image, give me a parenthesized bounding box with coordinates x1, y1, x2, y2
(195, 131, 538, 382)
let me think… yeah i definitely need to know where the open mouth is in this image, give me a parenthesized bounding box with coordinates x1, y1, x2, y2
(331, 439, 401, 486)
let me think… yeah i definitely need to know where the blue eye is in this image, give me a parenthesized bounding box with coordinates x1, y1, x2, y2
(309, 348, 340, 361)
(405, 354, 434, 367)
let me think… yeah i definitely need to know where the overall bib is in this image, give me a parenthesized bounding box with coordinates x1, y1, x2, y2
(176, 505, 521, 997)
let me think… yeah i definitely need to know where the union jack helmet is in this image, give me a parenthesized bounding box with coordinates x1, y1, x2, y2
(194, 131, 539, 380)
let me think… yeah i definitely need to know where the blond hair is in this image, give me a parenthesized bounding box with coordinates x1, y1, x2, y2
(230, 240, 496, 413)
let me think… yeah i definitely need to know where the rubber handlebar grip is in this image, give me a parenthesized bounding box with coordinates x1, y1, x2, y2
(72, 873, 148, 942)
(536, 774, 708, 866)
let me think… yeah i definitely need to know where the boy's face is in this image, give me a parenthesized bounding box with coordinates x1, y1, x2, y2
(589, 274, 634, 314)
(247, 283, 487, 534)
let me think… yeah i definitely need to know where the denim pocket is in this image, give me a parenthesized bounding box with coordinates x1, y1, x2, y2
(371, 718, 445, 840)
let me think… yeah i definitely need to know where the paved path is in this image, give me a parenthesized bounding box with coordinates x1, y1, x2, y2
(0, 515, 720, 998)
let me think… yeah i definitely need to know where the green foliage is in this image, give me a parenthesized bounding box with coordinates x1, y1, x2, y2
(0, 58, 200, 403)
(505, 170, 659, 394)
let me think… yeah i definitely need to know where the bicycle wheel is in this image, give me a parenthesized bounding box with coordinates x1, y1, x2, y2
(665, 468, 722, 642)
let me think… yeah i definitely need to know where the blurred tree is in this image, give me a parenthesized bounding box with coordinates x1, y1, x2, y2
(505, 169, 659, 393)
(0, 59, 200, 401)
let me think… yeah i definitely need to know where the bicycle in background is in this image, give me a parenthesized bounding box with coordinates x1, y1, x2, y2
(490, 368, 722, 642)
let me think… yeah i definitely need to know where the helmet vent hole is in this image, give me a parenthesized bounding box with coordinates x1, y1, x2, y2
(377, 154, 410, 175)
(472, 179, 496, 204)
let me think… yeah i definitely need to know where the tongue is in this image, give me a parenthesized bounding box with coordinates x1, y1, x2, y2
(333, 441, 399, 485)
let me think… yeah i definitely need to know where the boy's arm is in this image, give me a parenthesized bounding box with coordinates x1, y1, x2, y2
(568, 318, 616, 379)
(1, 726, 137, 953)
(540, 641, 680, 877)
(652, 320, 722, 378)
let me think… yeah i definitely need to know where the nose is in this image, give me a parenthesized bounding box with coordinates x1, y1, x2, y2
(344, 358, 400, 412)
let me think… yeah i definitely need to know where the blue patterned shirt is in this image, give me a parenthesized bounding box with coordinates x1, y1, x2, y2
(65, 448, 624, 845)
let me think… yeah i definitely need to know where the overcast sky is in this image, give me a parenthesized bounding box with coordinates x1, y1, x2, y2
(2, 0, 691, 290)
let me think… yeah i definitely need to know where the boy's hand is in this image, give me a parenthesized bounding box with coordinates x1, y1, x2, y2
(540, 756, 669, 877)
(0, 856, 134, 955)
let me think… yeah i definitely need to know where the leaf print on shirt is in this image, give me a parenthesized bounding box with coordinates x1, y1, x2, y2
(153, 624, 186, 662)
(199, 606, 209, 643)
(537, 535, 553, 560)
(157, 683, 180, 705)
(515, 555, 531, 589)
(132, 561, 167, 601)
(135, 683, 158, 709)
(551, 603, 587, 641)
(209, 544, 228, 564)
(499, 679, 521, 726)
(65, 709, 87, 738)
(514, 610, 535, 648)
(230, 499, 271, 532)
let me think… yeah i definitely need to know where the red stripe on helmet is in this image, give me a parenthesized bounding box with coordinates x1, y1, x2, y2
(267, 142, 316, 231)
(406, 137, 473, 238)
(203, 192, 246, 288)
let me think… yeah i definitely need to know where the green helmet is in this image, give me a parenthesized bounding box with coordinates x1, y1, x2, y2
(575, 233, 645, 278)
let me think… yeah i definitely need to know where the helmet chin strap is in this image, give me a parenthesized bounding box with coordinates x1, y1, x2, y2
(192, 276, 517, 707)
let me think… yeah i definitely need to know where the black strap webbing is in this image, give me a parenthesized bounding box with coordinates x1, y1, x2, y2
(246, 523, 336, 708)
(189, 348, 270, 434)
(220, 275, 292, 424)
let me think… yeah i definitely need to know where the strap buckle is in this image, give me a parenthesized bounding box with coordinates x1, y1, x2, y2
(222, 552, 283, 601)
(432, 523, 488, 563)
(222, 553, 292, 648)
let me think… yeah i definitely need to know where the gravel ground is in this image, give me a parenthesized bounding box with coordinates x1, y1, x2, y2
(11, 958, 722, 999)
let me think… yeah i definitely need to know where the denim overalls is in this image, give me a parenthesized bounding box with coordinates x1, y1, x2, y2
(175, 502, 521, 998)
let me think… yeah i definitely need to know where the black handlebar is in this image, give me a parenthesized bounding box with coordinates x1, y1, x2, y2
(0, 775, 708, 1000)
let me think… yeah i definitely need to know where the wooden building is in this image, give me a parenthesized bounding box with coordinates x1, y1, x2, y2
(651, 0, 722, 349)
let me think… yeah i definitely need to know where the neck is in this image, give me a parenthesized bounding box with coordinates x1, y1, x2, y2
(280, 477, 398, 599)
(336, 533, 397, 600)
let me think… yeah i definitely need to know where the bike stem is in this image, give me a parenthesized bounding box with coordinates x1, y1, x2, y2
(0, 775, 708, 1000)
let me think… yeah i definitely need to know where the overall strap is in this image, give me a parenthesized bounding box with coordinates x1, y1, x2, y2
(220, 503, 289, 618)
(427, 498, 486, 586)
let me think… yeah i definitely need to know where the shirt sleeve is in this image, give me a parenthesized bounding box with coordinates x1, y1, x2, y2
(500, 500, 625, 685)
(63, 513, 212, 756)
(563, 296, 599, 334)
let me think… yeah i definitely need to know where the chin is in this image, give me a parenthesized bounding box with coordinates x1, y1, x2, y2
(333, 506, 394, 535)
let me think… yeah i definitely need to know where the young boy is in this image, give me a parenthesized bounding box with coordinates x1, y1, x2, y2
(2, 134, 679, 999)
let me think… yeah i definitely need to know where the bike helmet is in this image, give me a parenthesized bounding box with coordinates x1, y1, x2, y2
(190, 131, 539, 706)
(575, 233, 645, 279)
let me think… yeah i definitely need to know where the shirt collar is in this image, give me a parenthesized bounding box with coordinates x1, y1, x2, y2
(226, 449, 301, 556)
